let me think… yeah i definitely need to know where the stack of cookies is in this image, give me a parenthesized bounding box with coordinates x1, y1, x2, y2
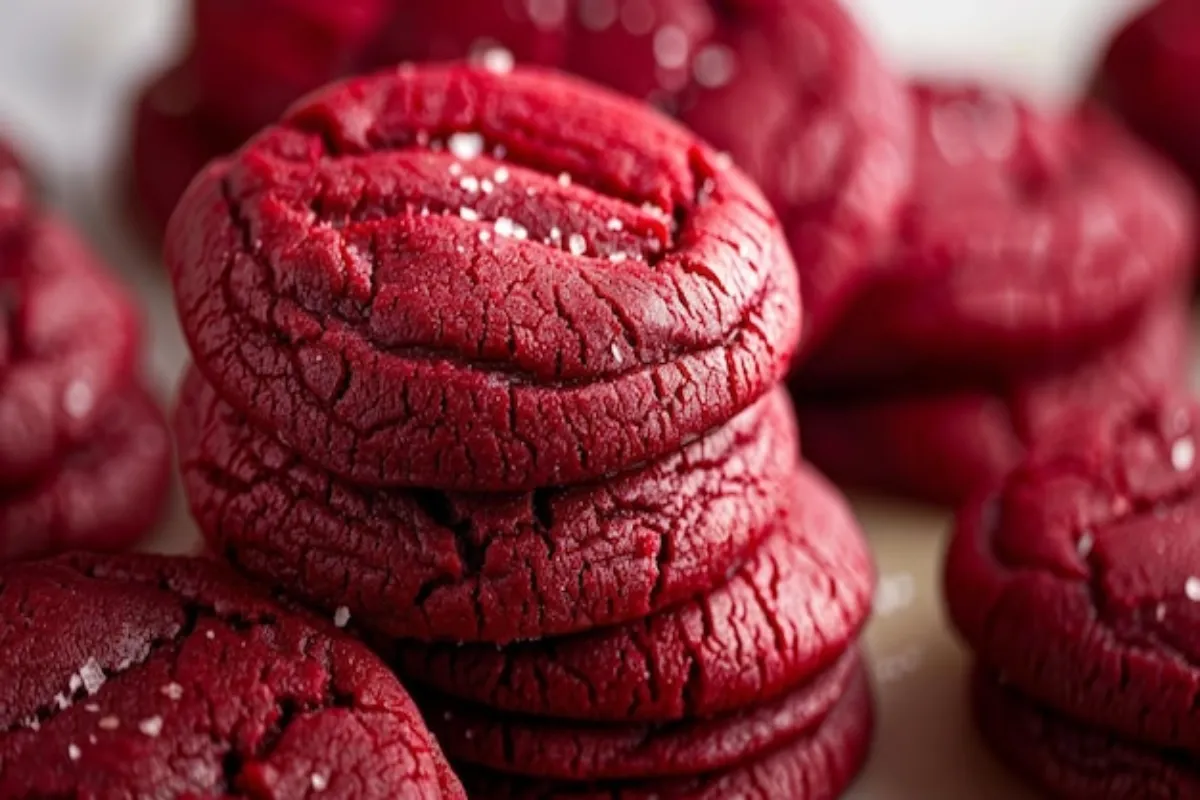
(796, 83, 1196, 505)
(169, 64, 877, 798)
(0, 140, 170, 559)
(945, 396, 1200, 798)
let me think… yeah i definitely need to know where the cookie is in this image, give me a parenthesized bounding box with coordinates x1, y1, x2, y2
(805, 83, 1195, 387)
(454, 666, 873, 800)
(798, 298, 1190, 504)
(1, 383, 171, 560)
(190, 0, 391, 135)
(946, 394, 1200, 753)
(419, 650, 860, 782)
(972, 668, 1200, 800)
(0, 216, 140, 485)
(128, 64, 237, 242)
(396, 465, 873, 721)
(178, 369, 796, 643)
(0, 553, 465, 799)
(167, 64, 801, 491)
(1097, 0, 1200, 191)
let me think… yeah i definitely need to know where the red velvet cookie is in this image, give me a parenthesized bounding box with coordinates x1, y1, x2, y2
(1, 383, 170, 560)
(178, 369, 795, 643)
(396, 465, 873, 721)
(972, 668, 1200, 800)
(0, 216, 140, 486)
(798, 298, 1190, 504)
(947, 394, 1200, 753)
(453, 667, 873, 800)
(418, 650, 860, 782)
(0, 553, 465, 799)
(805, 83, 1194, 387)
(1097, 0, 1200, 191)
(128, 64, 238, 242)
(167, 65, 801, 491)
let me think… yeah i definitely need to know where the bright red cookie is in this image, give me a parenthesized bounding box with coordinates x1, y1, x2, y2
(0, 216, 140, 486)
(0, 554, 465, 799)
(453, 667, 873, 800)
(973, 668, 1200, 800)
(418, 650, 860, 782)
(396, 466, 873, 721)
(127, 64, 238, 242)
(178, 369, 796, 643)
(1097, 0, 1200, 191)
(1, 383, 171, 560)
(798, 298, 1190, 504)
(947, 394, 1200, 753)
(167, 65, 801, 491)
(805, 83, 1194, 387)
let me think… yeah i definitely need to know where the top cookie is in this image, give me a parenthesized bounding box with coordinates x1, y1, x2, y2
(167, 64, 800, 491)
(946, 395, 1200, 754)
(0, 553, 464, 799)
(806, 83, 1195, 386)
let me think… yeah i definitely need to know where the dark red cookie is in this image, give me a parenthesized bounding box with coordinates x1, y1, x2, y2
(454, 665, 873, 800)
(1, 383, 171, 560)
(805, 83, 1195, 387)
(190, 0, 391, 135)
(798, 298, 1190, 504)
(396, 465, 873, 721)
(167, 64, 801, 491)
(972, 668, 1200, 800)
(946, 394, 1200, 753)
(1097, 0, 1200, 190)
(178, 368, 795, 643)
(0, 216, 140, 486)
(0, 553, 465, 799)
(419, 649, 860, 782)
(127, 64, 238, 242)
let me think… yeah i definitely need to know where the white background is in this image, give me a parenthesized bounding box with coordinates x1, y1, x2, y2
(0, 1, 1161, 797)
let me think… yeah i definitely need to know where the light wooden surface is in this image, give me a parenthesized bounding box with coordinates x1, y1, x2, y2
(0, 2, 1163, 797)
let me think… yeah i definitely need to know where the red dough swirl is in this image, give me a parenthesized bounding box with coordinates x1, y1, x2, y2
(167, 64, 801, 491)
(0, 554, 465, 799)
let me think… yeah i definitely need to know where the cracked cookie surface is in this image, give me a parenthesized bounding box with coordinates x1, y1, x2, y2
(452, 666, 873, 800)
(806, 82, 1194, 387)
(2, 383, 171, 560)
(0, 553, 465, 799)
(0, 215, 140, 486)
(166, 64, 801, 491)
(946, 395, 1200, 753)
(798, 297, 1190, 504)
(418, 649, 861, 782)
(396, 465, 873, 721)
(178, 369, 795, 643)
